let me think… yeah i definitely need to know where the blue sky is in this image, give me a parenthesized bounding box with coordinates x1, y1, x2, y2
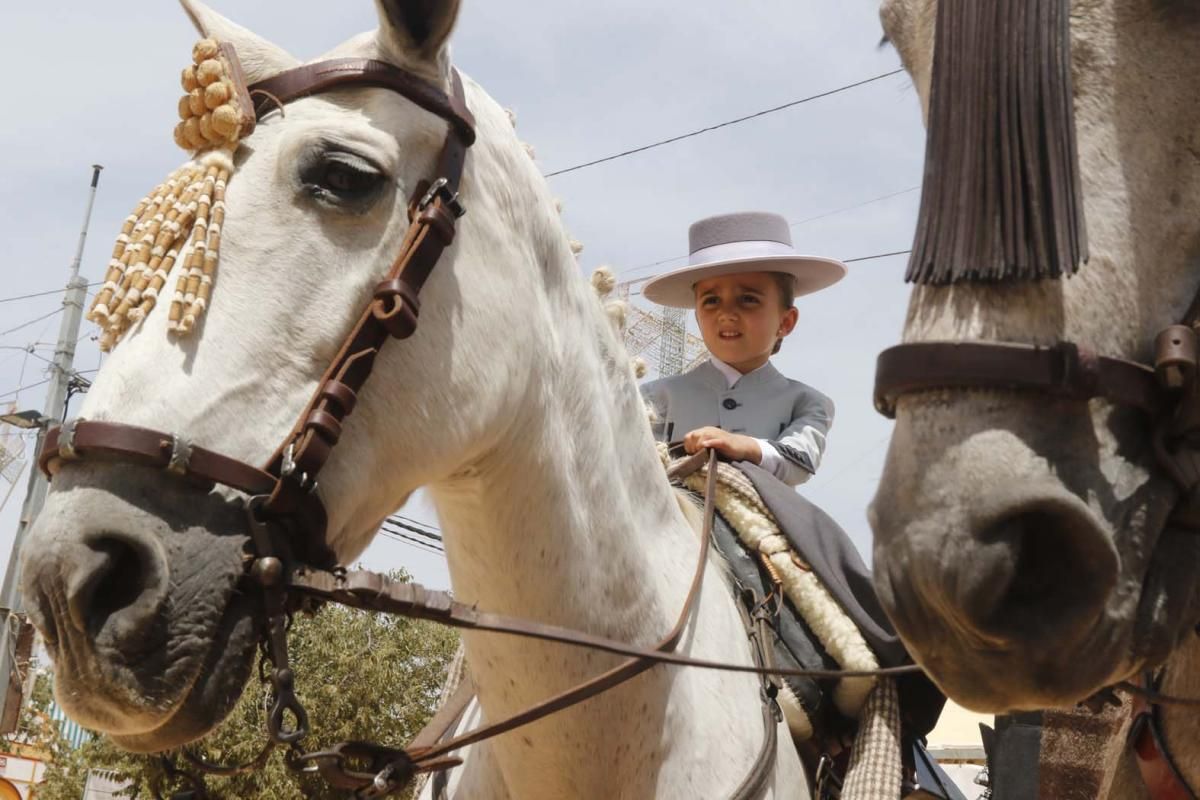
(0, 0, 925, 590)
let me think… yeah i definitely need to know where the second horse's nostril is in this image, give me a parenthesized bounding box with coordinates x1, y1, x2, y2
(67, 536, 163, 642)
(962, 506, 1118, 644)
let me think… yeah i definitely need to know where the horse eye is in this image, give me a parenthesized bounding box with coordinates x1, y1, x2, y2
(301, 153, 386, 205)
(322, 162, 379, 195)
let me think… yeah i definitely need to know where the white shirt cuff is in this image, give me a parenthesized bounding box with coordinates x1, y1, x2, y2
(757, 439, 813, 486)
(758, 439, 783, 473)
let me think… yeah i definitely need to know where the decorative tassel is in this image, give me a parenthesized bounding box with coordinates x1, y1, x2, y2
(89, 38, 253, 350)
(906, 0, 1086, 285)
(590, 265, 616, 298)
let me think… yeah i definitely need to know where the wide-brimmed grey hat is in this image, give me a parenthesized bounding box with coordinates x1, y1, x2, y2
(642, 211, 847, 308)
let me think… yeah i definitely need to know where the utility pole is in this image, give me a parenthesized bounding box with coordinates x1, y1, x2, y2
(0, 164, 102, 731)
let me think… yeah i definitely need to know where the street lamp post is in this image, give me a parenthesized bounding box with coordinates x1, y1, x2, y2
(0, 164, 103, 732)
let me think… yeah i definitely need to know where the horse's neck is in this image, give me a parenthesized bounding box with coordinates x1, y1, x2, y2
(428, 314, 773, 797)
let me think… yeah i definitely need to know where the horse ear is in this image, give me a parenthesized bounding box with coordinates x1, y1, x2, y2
(375, 0, 462, 65)
(178, 0, 299, 84)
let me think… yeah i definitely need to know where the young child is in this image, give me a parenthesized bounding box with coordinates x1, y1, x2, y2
(640, 211, 846, 486)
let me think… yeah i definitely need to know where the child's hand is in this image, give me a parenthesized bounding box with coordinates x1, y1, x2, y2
(682, 427, 763, 464)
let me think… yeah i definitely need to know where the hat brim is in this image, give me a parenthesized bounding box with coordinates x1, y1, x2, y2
(641, 255, 848, 308)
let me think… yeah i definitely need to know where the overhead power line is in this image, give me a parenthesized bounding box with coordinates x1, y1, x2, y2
(0, 309, 64, 340)
(380, 528, 445, 556)
(844, 249, 910, 264)
(620, 247, 912, 294)
(389, 514, 442, 535)
(0, 284, 101, 306)
(545, 69, 905, 178)
(383, 517, 444, 544)
(0, 379, 51, 403)
(788, 186, 919, 229)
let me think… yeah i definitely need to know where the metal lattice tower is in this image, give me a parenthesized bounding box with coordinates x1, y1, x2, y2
(617, 280, 708, 378)
(658, 306, 687, 377)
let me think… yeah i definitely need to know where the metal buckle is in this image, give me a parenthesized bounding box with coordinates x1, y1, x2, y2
(58, 418, 83, 461)
(417, 177, 466, 218)
(166, 435, 194, 477)
(281, 443, 317, 493)
(815, 754, 842, 800)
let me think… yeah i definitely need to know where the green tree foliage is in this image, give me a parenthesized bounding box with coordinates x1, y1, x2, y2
(34, 570, 459, 799)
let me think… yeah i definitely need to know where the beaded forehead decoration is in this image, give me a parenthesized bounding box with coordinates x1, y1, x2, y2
(89, 40, 256, 351)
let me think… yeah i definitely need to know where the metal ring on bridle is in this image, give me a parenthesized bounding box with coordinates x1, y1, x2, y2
(166, 435, 194, 477)
(58, 417, 83, 461)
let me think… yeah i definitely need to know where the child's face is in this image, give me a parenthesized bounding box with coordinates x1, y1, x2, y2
(693, 272, 798, 373)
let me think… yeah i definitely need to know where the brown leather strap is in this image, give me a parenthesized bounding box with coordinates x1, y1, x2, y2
(41, 420, 275, 494)
(874, 340, 1164, 419)
(249, 59, 476, 145)
(262, 68, 473, 518)
(286, 568, 912, 681)
(407, 676, 476, 754)
(729, 613, 780, 800)
(411, 451, 719, 765)
(39, 420, 335, 566)
(284, 453, 919, 779)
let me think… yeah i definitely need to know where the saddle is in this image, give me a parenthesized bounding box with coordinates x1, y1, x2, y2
(671, 455, 956, 799)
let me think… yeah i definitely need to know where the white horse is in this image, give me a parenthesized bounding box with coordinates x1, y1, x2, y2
(872, 0, 1200, 795)
(18, 1, 807, 797)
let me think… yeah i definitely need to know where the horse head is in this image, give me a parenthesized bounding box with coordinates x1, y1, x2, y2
(19, 0, 575, 751)
(871, 0, 1200, 711)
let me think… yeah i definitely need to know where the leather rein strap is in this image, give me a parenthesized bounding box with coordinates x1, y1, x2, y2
(267, 450, 796, 796)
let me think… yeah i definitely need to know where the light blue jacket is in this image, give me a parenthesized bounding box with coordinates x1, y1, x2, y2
(640, 360, 834, 486)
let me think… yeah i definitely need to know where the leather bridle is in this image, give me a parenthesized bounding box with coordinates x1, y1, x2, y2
(40, 60, 477, 569)
(872, 294, 1200, 800)
(873, 309, 1200, 523)
(35, 54, 920, 798)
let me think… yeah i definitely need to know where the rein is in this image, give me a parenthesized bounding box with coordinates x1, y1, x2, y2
(39, 51, 916, 798)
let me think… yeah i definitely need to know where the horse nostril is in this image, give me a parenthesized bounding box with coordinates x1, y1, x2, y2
(959, 506, 1118, 645)
(67, 536, 166, 643)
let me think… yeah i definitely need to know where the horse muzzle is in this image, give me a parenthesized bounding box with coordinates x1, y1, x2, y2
(870, 417, 1128, 710)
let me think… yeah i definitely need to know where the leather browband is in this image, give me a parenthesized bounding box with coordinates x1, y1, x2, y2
(874, 341, 1164, 419)
(248, 58, 476, 144)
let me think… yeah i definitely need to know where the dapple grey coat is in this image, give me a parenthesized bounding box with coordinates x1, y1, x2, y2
(640, 361, 833, 484)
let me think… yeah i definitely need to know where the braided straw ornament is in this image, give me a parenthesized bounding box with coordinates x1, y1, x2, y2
(89, 39, 253, 351)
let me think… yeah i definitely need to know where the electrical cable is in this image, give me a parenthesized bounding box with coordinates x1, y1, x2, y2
(0, 308, 63, 339)
(544, 69, 905, 178)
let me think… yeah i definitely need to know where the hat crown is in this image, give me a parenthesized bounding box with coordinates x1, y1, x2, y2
(689, 211, 793, 254)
